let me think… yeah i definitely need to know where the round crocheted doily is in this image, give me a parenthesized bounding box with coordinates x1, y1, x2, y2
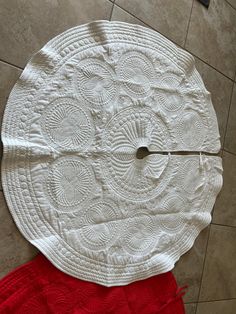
(2, 21, 223, 286)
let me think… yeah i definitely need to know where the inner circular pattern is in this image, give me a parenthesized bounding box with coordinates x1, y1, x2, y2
(76, 58, 117, 107)
(177, 159, 205, 195)
(102, 107, 170, 201)
(46, 157, 93, 210)
(159, 195, 186, 233)
(42, 98, 94, 151)
(117, 51, 155, 98)
(79, 202, 118, 250)
(178, 111, 206, 148)
(156, 75, 184, 112)
(104, 106, 168, 152)
(124, 214, 156, 255)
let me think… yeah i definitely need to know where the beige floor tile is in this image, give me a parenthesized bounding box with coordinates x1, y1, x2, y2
(0, 61, 22, 190)
(195, 58, 233, 145)
(185, 303, 197, 314)
(213, 151, 236, 227)
(0, 61, 21, 126)
(196, 299, 236, 314)
(0, 0, 112, 68)
(0, 192, 38, 278)
(111, 4, 147, 27)
(173, 227, 209, 303)
(224, 84, 236, 153)
(186, 0, 236, 79)
(115, 0, 193, 46)
(199, 225, 236, 301)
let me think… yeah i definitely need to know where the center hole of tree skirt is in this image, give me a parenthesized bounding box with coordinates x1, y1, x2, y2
(136, 146, 150, 159)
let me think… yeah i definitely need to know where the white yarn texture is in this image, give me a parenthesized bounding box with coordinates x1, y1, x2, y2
(2, 21, 223, 286)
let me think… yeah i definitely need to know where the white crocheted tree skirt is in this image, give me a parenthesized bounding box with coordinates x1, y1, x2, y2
(2, 21, 223, 286)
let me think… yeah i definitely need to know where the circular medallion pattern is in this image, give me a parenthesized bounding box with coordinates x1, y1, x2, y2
(156, 75, 184, 112)
(158, 195, 186, 233)
(46, 157, 93, 210)
(124, 214, 156, 255)
(103, 107, 168, 152)
(42, 98, 94, 151)
(76, 58, 117, 107)
(80, 202, 118, 250)
(117, 51, 155, 98)
(102, 107, 170, 201)
(178, 112, 206, 148)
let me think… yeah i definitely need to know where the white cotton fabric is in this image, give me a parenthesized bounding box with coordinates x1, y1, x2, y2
(1, 21, 223, 286)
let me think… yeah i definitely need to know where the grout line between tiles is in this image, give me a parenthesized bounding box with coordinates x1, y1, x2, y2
(188, 52, 235, 82)
(184, 302, 197, 314)
(223, 149, 236, 156)
(184, 0, 194, 47)
(197, 221, 236, 302)
(109, 1, 115, 21)
(197, 297, 236, 303)
(196, 224, 212, 303)
(0, 59, 23, 71)
(225, 0, 236, 10)
(222, 73, 236, 149)
(211, 222, 236, 229)
(112, 3, 181, 45)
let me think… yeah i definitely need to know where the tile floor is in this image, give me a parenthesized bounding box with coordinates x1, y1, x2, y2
(0, 0, 235, 313)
